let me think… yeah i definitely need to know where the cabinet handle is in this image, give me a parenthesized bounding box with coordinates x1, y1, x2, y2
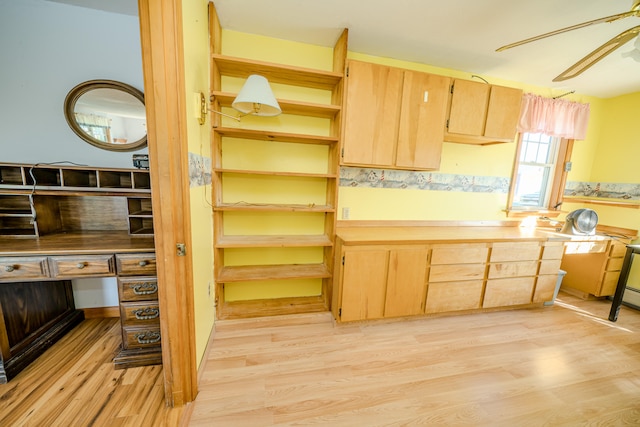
(131, 282, 158, 295)
(132, 307, 160, 320)
(4, 265, 15, 272)
(138, 260, 148, 267)
(135, 331, 161, 344)
(76, 262, 86, 269)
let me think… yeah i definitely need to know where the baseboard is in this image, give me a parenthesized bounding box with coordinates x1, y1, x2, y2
(82, 306, 120, 318)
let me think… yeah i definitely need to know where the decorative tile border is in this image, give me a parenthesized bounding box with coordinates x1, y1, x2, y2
(339, 167, 510, 193)
(565, 181, 640, 200)
(188, 152, 212, 188)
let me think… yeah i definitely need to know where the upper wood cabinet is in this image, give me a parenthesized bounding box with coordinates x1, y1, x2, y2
(445, 79, 523, 145)
(342, 60, 451, 170)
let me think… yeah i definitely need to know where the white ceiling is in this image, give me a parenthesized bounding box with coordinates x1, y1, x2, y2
(49, 0, 640, 98)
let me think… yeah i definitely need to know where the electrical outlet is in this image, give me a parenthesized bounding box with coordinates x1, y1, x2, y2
(342, 207, 350, 219)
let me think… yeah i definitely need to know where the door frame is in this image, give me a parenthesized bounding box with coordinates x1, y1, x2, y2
(138, 0, 198, 406)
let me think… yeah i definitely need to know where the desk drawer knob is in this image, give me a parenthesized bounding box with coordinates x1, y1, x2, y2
(133, 307, 160, 320)
(138, 260, 148, 267)
(131, 282, 158, 295)
(76, 262, 86, 269)
(4, 265, 15, 272)
(135, 331, 161, 345)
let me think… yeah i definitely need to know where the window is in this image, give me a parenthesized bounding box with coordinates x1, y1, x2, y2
(507, 132, 573, 216)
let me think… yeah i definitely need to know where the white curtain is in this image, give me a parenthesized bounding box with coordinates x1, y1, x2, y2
(517, 93, 590, 140)
(74, 113, 111, 128)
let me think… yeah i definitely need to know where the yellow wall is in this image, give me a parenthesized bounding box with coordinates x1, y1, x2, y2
(182, 0, 215, 369)
(214, 29, 640, 299)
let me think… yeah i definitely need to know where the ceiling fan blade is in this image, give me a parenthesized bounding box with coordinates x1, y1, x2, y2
(553, 25, 640, 81)
(496, 11, 637, 52)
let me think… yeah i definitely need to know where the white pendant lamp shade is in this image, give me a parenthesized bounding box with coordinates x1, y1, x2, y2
(232, 75, 282, 116)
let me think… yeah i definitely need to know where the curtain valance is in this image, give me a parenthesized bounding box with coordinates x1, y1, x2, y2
(517, 93, 590, 140)
(74, 113, 111, 128)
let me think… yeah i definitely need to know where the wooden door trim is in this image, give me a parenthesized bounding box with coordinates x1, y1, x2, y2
(138, 0, 197, 406)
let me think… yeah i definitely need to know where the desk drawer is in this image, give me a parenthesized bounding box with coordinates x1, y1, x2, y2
(0, 256, 49, 281)
(122, 325, 161, 350)
(118, 277, 158, 302)
(49, 254, 115, 278)
(120, 301, 160, 326)
(116, 253, 156, 276)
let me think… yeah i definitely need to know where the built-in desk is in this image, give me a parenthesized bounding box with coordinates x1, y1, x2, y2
(0, 162, 158, 383)
(333, 224, 569, 322)
(0, 232, 158, 383)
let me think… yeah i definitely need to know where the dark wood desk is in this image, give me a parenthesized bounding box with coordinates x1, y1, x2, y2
(608, 244, 640, 322)
(0, 232, 157, 383)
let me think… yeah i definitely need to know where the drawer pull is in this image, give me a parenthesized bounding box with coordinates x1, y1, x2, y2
(138, 260, 148, 267)
(76, 262, 86, 269)
(131, 282, 158, 295)
(4, 265, 15, 272)
(135, 331, 161, 345)
(133, 307, 160, 320)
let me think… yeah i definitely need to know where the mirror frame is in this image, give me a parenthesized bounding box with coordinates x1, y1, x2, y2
(64, 79, 147, 152)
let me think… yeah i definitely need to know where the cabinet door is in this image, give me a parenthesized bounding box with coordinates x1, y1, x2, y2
(446, 79, 490, 136)
(340, 249, 388, 321)
(384, 247, 428, 317)
(396, 71, 451, 170)
(484, 85, 523, 140)
(342, 61, 403, 167)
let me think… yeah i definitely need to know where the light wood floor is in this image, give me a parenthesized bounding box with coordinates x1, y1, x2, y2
(2, 294, 640, 426)
(190, 293, 640, 426)
(0, 318, 185, 426)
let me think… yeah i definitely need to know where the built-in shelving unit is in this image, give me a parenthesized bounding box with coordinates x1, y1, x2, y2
(209, 5, 347, 319)
(0, 163, 153, 238)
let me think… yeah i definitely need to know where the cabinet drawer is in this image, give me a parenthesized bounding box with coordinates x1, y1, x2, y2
(122, 326, 161, 350)
(541, 243, 564, 260)
(49, 254, 115, 278)
(609, 243, 628, 258)
(564, 241, 607, 254)
(116, 253, 156, 276)
(484, 277, 535, 308)
(425, 280, 483, 313)
(539, 259, 562, 275)
(488, 260, 538, 279)
(430, 244, 488, 265)
(600, 271, 621, 297)
(120, 301, 160, 326)
(533, 275, 558, 303)
(490, 242, 540, 262)
(429, 263, 486, 283)
(118, 277, 158, 302)
(606, 257, 624, 272)
(0, 256, 49, 281)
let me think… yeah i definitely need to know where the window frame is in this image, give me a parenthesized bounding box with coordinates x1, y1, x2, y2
(506, 133, 574, 218)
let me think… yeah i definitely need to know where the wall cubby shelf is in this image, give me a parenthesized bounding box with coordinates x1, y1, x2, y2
(0, 163, 154, 238)
(209, 4, 347, 319)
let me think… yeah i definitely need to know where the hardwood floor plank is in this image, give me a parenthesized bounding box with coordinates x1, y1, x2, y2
(0, 318, 184, 427)
(190, 293, 640, 426)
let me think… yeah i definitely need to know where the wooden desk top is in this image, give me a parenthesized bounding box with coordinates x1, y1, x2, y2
(0, 232, 155, 256)
(336, 225, 601, 246)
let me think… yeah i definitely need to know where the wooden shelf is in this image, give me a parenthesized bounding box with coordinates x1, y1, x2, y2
(214, 202, 334, 213)
(214, 127, 338, 145)
(217, 263, 331, 283)
(211, 91, 341, 119)
(217, 295, 327, 320)
(563, 196, 640, 209)
(216, 234, 333, 248)
(212, 54, 342, 90)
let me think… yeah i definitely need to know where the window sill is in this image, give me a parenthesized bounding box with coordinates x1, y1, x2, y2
(505, 209, 562, 219)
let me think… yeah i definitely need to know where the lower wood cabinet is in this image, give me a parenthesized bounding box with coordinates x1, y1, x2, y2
(339, 246, 428, 321)
(333, 232, 570, 323)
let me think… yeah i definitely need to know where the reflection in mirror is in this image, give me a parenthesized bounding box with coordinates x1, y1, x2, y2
(64, 80, 147, 152)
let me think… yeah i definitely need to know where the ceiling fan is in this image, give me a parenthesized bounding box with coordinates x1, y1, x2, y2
(497, 0, 640, 81)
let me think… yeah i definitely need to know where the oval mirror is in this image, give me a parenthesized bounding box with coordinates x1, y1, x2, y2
(64, 80, 147, 152)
